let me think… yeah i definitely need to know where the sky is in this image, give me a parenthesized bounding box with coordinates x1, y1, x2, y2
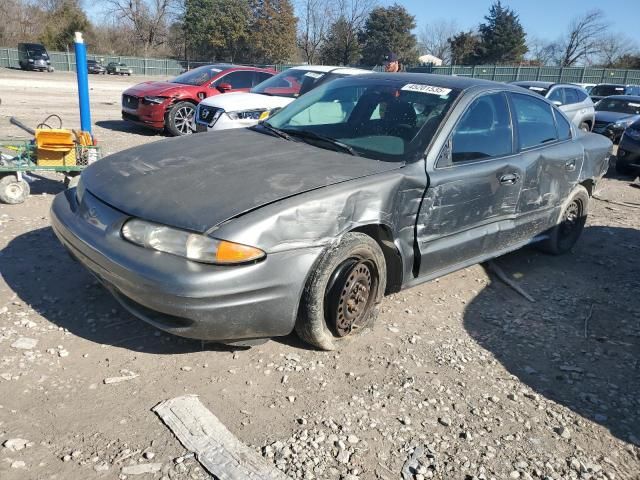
(384, 0, 640, 44)
(85, 0, 640, 45)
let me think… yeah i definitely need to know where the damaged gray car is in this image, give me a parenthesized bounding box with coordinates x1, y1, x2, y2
(50, 74, 612, 350)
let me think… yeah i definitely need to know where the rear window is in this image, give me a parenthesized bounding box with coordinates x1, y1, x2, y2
(591, 85, 626, 96)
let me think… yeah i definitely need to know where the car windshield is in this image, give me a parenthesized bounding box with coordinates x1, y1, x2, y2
(171, 65, 224, 86)
(591, 85, 626, 96)
(265, 77, 460, 162)
(595, 98, 640, 115)
(252, 69, 328, 98)
(26, 45, 47, 58)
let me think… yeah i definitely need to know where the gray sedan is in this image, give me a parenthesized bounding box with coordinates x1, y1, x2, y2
(51, 74, 612, 350)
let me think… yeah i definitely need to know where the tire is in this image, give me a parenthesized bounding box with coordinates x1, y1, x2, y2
(579, 122, 590, 132)
(538, 185, 589, 255)
(616, 160, 634, 175)
(295, 232, 387, 350)
(0, 175, 30, 204)
(165, 101, 196, 136)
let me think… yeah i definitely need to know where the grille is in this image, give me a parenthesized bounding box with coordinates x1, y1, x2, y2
(122, 94, 139, 110)
(198, 105, 223, 125)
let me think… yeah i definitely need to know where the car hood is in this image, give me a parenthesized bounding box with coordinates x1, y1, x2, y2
(123, 81, 186, 97)
(595, 111, 638, 123)
(198, 92, 293, 111)
(82, 129, 403, 233)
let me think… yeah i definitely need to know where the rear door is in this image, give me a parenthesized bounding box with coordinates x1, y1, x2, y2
(417, 91, 526, 276)
(508, 92, 584, 238)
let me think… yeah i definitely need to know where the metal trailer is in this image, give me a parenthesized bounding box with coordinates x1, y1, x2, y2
(0, 140, 101, 204)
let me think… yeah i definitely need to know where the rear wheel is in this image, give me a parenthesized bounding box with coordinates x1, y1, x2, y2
(165, 101, 195, 136)
(538, 185, 588, 255)
(295, 233, 386, 350)
(0, 175, 30, 204)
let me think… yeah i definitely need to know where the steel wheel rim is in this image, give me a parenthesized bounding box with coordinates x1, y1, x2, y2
(326, 258, 376, 337)
(5, 182, 24, 201)
(559, 199, 583, 249)
(174, 105, 195, 135)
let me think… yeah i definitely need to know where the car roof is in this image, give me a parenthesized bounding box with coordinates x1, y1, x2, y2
(512, 81, 582, 89)
(594, 83, 639, 87)
(359, 72, 522, 92)
(599, 95, 640, 101)
(288, 65, 371, 75)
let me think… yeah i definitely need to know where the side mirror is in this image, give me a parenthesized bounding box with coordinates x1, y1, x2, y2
(552, 100, 562, 107)
(217, 83, 232, 93)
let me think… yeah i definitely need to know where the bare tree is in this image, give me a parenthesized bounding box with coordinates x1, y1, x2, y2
(297, 0, 335, 64)
(100, 0, 179, 56)
(418, 19, 457, 64)
(597, 34, 638, 67)
(526, 36, 561, 66)
(557, 9, 609, 66)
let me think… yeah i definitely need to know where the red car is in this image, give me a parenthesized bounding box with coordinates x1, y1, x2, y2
(121, 64, 276, 136)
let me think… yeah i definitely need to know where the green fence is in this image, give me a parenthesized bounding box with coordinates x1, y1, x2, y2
(2, 46, 640, 83)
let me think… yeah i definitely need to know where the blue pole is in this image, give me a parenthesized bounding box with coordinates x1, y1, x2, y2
(74, 31, 92, 134)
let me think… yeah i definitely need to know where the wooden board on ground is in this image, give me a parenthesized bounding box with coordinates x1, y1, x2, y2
(153, 395, 290, 480)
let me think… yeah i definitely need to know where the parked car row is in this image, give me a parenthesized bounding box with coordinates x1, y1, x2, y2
(51, 69, 614, 349)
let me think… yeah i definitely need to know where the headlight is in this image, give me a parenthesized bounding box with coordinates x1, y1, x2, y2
(121, 219, 265, 264)
(143, 96, 167, 105)
(625, 128, 640, 140)
(227, 109, 268, 121)
(28, 59, 34, 63)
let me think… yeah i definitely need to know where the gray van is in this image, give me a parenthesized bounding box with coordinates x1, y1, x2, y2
(18, 43, 53, 72)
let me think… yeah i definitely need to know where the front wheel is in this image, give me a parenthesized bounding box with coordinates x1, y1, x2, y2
(0, 175, 30, 204)
(295, 233, 386, 350)
(538, 185, 589, 255)
(579, 122, 590, 132)
(165, 101, 195, 136)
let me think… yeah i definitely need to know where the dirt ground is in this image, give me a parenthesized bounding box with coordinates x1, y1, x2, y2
(0, 68, 639, 480)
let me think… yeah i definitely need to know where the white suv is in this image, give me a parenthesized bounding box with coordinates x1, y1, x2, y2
(193, 65, 370, 132)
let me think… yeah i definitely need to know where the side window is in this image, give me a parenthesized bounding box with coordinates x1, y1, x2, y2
(564, 88, 579, 105)
(254, 72, 272, 86)
(511, 93, 558, 149)
(548, 88, 564, 104)
(574, 88, 588, 102)
(451, 92, 513, 163)
(554, 110, 572, 141)
(215, 71, 254, 89)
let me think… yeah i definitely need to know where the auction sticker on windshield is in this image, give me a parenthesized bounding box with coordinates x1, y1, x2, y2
(401, 84, 452, 96)
(304, 72, 324, 79)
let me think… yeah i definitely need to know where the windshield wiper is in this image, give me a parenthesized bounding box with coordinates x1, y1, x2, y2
(280, 129, 359, 156)
(258, 121, 292, 140)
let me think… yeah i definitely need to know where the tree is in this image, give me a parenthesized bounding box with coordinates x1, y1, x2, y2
(360, 3, 418, 66)
(321, 16, 361, 65)
(102, 0, 179, 56)
(40, 0, 91, 50)
(597, 34, 638, 67)
(526, 36, 560, 66)
(612, 53, 640, 70)
(477, 1, 527, 64)
(418, 20, 457, 65)
(249, 0, 297, 63)
(556, 10, 608, 66)
(449, 31, 482, 65)
(183, 0, 250, 61)
(297, 0, 334, 64)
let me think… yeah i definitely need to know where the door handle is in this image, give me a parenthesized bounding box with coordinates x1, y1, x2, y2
(499, 173, 520, 185)
(565, 159, 577, 171)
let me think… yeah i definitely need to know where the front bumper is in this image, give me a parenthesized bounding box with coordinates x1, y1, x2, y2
(617, 133, 640, 170)
(50, 188, 322, 342)
(122, 97, 166, 130)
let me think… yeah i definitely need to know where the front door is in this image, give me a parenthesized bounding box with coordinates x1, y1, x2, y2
(417, 92, 525, 277)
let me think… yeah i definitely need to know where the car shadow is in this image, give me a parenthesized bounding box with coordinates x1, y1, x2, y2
(464, 225, 640, 446)
(95, 120, 163, 137)
(23, 172, 67, 196)
(1, 226, 239, 355)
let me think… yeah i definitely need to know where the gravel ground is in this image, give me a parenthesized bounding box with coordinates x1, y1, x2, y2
(0, 68, 639, 480)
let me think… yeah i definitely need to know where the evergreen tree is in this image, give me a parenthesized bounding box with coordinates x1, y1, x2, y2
(40, 0, 91, 51)
(249, 0, 297, 63)
(320, 17, 361, 65)
(477, 1, 527, 64)
(359, 3, 418, 67)
(449, 31, 483, 65)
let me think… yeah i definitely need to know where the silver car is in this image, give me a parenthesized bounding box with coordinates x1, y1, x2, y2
(512, 82, 595, 132)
